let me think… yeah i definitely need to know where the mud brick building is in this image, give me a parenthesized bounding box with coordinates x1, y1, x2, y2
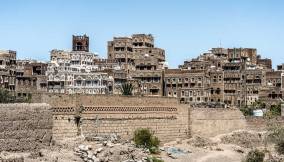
(0, 34, 283, 109)
(107, 34, 165, 72)
(257, 55, 272, 69)
(208, 69, 224, 103)
(15, 60, 48, 99)
(107, 34, 167, 96)
(228, 48, 257, 64)
(259, 70, 283, 106)
(164, 69, 210, 104)
(243, 68, 265, 105)
(0, 50, 16, 93)
(46, 35, 114, 94)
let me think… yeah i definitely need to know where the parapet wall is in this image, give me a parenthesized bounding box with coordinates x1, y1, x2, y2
(190, 108, 247, 137)
(33, 93, 181, 107)
(50, 95, 189, 142)
(0, 103, 52, 151)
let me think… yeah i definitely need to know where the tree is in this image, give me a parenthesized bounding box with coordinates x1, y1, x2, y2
(120, 83, 134, 96)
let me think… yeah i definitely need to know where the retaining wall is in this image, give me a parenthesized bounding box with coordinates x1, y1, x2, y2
(50, 95, 189, 142)
(0, 103, 52, 151)
(190, 108, 247, 137)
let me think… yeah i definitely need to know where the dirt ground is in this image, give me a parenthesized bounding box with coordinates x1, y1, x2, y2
(1, 130, 283, 162)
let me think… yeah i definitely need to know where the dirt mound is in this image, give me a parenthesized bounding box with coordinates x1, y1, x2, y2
(187, 136, 217, 148)
(220, 131, 263, 148)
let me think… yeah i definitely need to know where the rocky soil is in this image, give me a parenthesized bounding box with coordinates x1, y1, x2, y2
(1, 130, 284, 162)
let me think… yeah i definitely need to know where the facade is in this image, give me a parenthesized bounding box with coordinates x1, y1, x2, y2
(15, 60, 47, 98)
(0, 34, 283, 109)
(0, 50, 16, 93)
(243, 68, 265, 105)
(227, 48, 257, 64)
(208, 70, 224, 103)
(259, 70, 283, 106)
(107, 34, 167, 96)
(164, 69, 210, 104)
(46, 36, 114, 94)
(257, 55, 272, 69)
(107, 34, 165, 71)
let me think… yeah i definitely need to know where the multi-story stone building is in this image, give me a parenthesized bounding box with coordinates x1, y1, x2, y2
(107, 34, 167, 96)
(259, 70, 283, 106)
(164, 69, 210, 104)
(0, 50, 16, 93)
(222, 62, 244, 106)
(257, 55, 272, 69)
(107, 34, 165, 71)
(243, 68, 265, 105)
(1, 33, 283, 109)
(15, 60, 47, 98)
(208, 69, 224, 103)
(228, 48, 257, 64)
(46, 35, 114, 94)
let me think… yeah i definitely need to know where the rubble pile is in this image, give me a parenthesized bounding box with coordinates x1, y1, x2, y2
(75, 134, 149, 162)
(0, 152, 24, 162)
(187, 136, 217, 148)
(220, 131, 263, 148)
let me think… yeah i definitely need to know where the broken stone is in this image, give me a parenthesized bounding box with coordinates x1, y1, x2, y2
(95, 147, 103, 154)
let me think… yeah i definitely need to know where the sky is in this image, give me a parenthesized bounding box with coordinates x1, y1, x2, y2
(0, 0, 284, 68)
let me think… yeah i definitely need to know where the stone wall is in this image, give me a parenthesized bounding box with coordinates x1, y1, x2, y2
(0, 103, 52, 151)
(189, 108, 247, 137)
(246, 117, 284, 131)
(49, 95, 189, 142)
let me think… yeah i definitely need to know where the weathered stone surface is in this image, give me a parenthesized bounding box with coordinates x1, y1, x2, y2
(190, 108, 247, 137)
(0, 103, 52, 152)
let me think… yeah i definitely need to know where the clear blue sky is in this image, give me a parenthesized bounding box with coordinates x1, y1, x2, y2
(0, 0, 283, 68)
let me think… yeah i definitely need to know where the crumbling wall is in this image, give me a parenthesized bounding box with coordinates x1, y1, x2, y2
(246, 117, 284, 131)
(190, 108, 247, 137)
(0, 103, 52, 151)
(51, 95, 189, 142)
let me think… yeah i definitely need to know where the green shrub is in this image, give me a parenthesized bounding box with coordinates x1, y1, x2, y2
(149, 146, 160, 154)
(245, 149, 265, 162)
(275, 140, 284, 155)
(240, 106, 254, 116)
(134, 128, 160, 153)
(269, 104, 281, 116)
(0, 88, 14, 103)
